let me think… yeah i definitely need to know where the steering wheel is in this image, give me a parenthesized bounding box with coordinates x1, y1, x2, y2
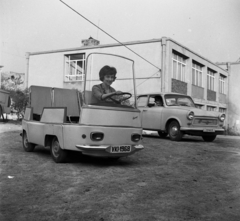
(102, 92, 132, 104)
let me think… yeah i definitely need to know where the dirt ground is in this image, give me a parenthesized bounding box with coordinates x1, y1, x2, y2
(1, 121, 240, 221)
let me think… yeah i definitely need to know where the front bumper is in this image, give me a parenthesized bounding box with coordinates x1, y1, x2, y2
(180, 127, 225, 136)
(75, 144, 144, 157)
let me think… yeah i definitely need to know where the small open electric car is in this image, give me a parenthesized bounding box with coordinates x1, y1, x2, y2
(22, 53, 144, 163)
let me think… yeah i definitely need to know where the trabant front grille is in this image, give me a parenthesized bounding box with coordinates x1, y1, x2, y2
(193, 118, 218, 126)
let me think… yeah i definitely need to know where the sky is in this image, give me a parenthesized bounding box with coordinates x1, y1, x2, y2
(1, 0, 240, 73)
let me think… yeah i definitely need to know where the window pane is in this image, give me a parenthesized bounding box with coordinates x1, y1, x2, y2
(137, 96, 148, 107)
(173, 61, 177, 79)
(178, 63, 181, 80)
(65, 53, 85, 81)
(182, 65, 185, 81)
(192, 69, 195, 84)
(199, 72, 202, 87)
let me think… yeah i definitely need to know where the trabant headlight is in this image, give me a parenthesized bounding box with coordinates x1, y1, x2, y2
(90, 132, 104, 141)
(131, 134, 141, 142)
(219, 114, 225, 122)
(187, 111, 194, 120)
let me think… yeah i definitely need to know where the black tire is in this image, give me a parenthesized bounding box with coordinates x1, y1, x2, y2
(22, 131, 36, 152)
(202, 135, 216, 142)
(168, 120, 183, 141)
(50, 137, 67, 163)
(158, 131, 168, 138)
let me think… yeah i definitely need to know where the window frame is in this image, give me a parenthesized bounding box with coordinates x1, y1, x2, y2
(172, 51, 187, 82)
(219, 74, 226, 94)
(207, 69, 215, 91)
(64, 53, 86, 82)
(192, 61, 203, 87)
(219, 107, 226, 113)
(207, 105, 216, 112)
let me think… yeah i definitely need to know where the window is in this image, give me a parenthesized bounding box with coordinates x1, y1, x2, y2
(207, 69, 215, 91)
(219, 107, 226, 113)
(195, 104, 203, 109)
(207, 106, 216, 111)
(65, 53, 85, 82)
(172, 51, 186, 82)
(137, 96, 148, 107)
(219, 75, 226, 94)
(192, 62, 203, 87)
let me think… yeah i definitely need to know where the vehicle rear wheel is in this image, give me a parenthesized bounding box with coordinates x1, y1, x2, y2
(158, 131, 168, 138)
(50, 137, 67, 163)
(22, 131, 36, 152)
(168, 121, 183, 141)
(202, 135, 216, 142)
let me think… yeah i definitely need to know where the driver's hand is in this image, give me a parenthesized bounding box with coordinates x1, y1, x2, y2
(115, 91, 122, 95)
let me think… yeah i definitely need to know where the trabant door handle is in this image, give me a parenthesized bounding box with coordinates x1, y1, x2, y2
(143, 109, 147, 112)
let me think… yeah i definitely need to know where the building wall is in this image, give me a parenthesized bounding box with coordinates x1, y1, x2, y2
(27, 41, 162, 94)
(166, 39, 228, 112)
(218, 63, 240, 133)
(27, 37, 230, 128)
(228, 64, 240, 132)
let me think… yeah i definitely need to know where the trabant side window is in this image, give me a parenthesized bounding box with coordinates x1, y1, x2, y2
(165, 95, 195, 107)
(84, 53, 136, 109)
(137, 96, 148, 107)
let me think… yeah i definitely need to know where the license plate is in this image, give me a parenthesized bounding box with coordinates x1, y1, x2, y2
(203, 129, 215, 132)
(111, 145, 131, 153)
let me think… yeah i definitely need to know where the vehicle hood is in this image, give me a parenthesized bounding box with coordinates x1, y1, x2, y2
(165, 106, 220, 117)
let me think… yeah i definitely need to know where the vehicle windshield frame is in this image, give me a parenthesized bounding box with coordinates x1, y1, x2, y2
(83, 52, 137, 108)
(164, 94, 196, 107)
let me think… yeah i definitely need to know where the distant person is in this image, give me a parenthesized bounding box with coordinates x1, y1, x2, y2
(92, 65, 122, 102)
(154, 96, 163, 106)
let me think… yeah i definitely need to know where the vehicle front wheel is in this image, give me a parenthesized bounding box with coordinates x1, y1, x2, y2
(202, 135, 216, 142)
(50, 137, 67, 163)
(168, 121, 183, 141)
(158, 131, 168, 138)
(22, 131, 36, 152)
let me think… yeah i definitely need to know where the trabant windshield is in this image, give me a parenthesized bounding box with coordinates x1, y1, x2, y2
(84, 53, 136, 108)
(164, 94, 195, 107)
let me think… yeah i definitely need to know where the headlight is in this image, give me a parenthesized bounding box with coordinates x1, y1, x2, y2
(131, 134, 141, 142)
(219, 114, 225, 122)
(90, 132, 104, 141)
(187, 111, 194, 120)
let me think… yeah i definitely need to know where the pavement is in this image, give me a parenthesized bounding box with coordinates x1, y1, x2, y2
(143, 130, 240, 140)
(0, 121, 22, 133)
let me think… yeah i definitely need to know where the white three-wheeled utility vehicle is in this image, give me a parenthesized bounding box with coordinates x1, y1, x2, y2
(22, 53, 144, 163)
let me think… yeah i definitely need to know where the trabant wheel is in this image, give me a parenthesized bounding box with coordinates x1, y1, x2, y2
(50, 137, 67, 163)
(22, 131, 35, 152)
(202, 135, 216, 142)
(168, 121, 183, 141)
(158, 131, 168, 138)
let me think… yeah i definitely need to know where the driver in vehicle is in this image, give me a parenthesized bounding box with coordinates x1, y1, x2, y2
(92, 65, 123, 102)
(154, 96, 163, 106)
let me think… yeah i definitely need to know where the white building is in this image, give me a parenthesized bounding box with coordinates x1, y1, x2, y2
(26, 37, 229, 127)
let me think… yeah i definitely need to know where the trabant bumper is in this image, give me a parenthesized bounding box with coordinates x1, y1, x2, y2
(180, 127, 225, 135)
(75, 144, 144, 157)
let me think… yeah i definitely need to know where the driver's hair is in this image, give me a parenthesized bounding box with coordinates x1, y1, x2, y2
(99, 65, 117, 82)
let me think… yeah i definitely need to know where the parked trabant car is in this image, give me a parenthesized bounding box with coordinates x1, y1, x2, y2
(137, 93, 225, 142)
(22, 53, 144, 163)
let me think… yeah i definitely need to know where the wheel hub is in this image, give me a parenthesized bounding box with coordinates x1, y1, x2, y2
(52, 141, 60, 157)
(171, 126, 178, 136)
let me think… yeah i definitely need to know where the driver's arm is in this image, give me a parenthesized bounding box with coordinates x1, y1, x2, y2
(92, 85, 121, 101)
